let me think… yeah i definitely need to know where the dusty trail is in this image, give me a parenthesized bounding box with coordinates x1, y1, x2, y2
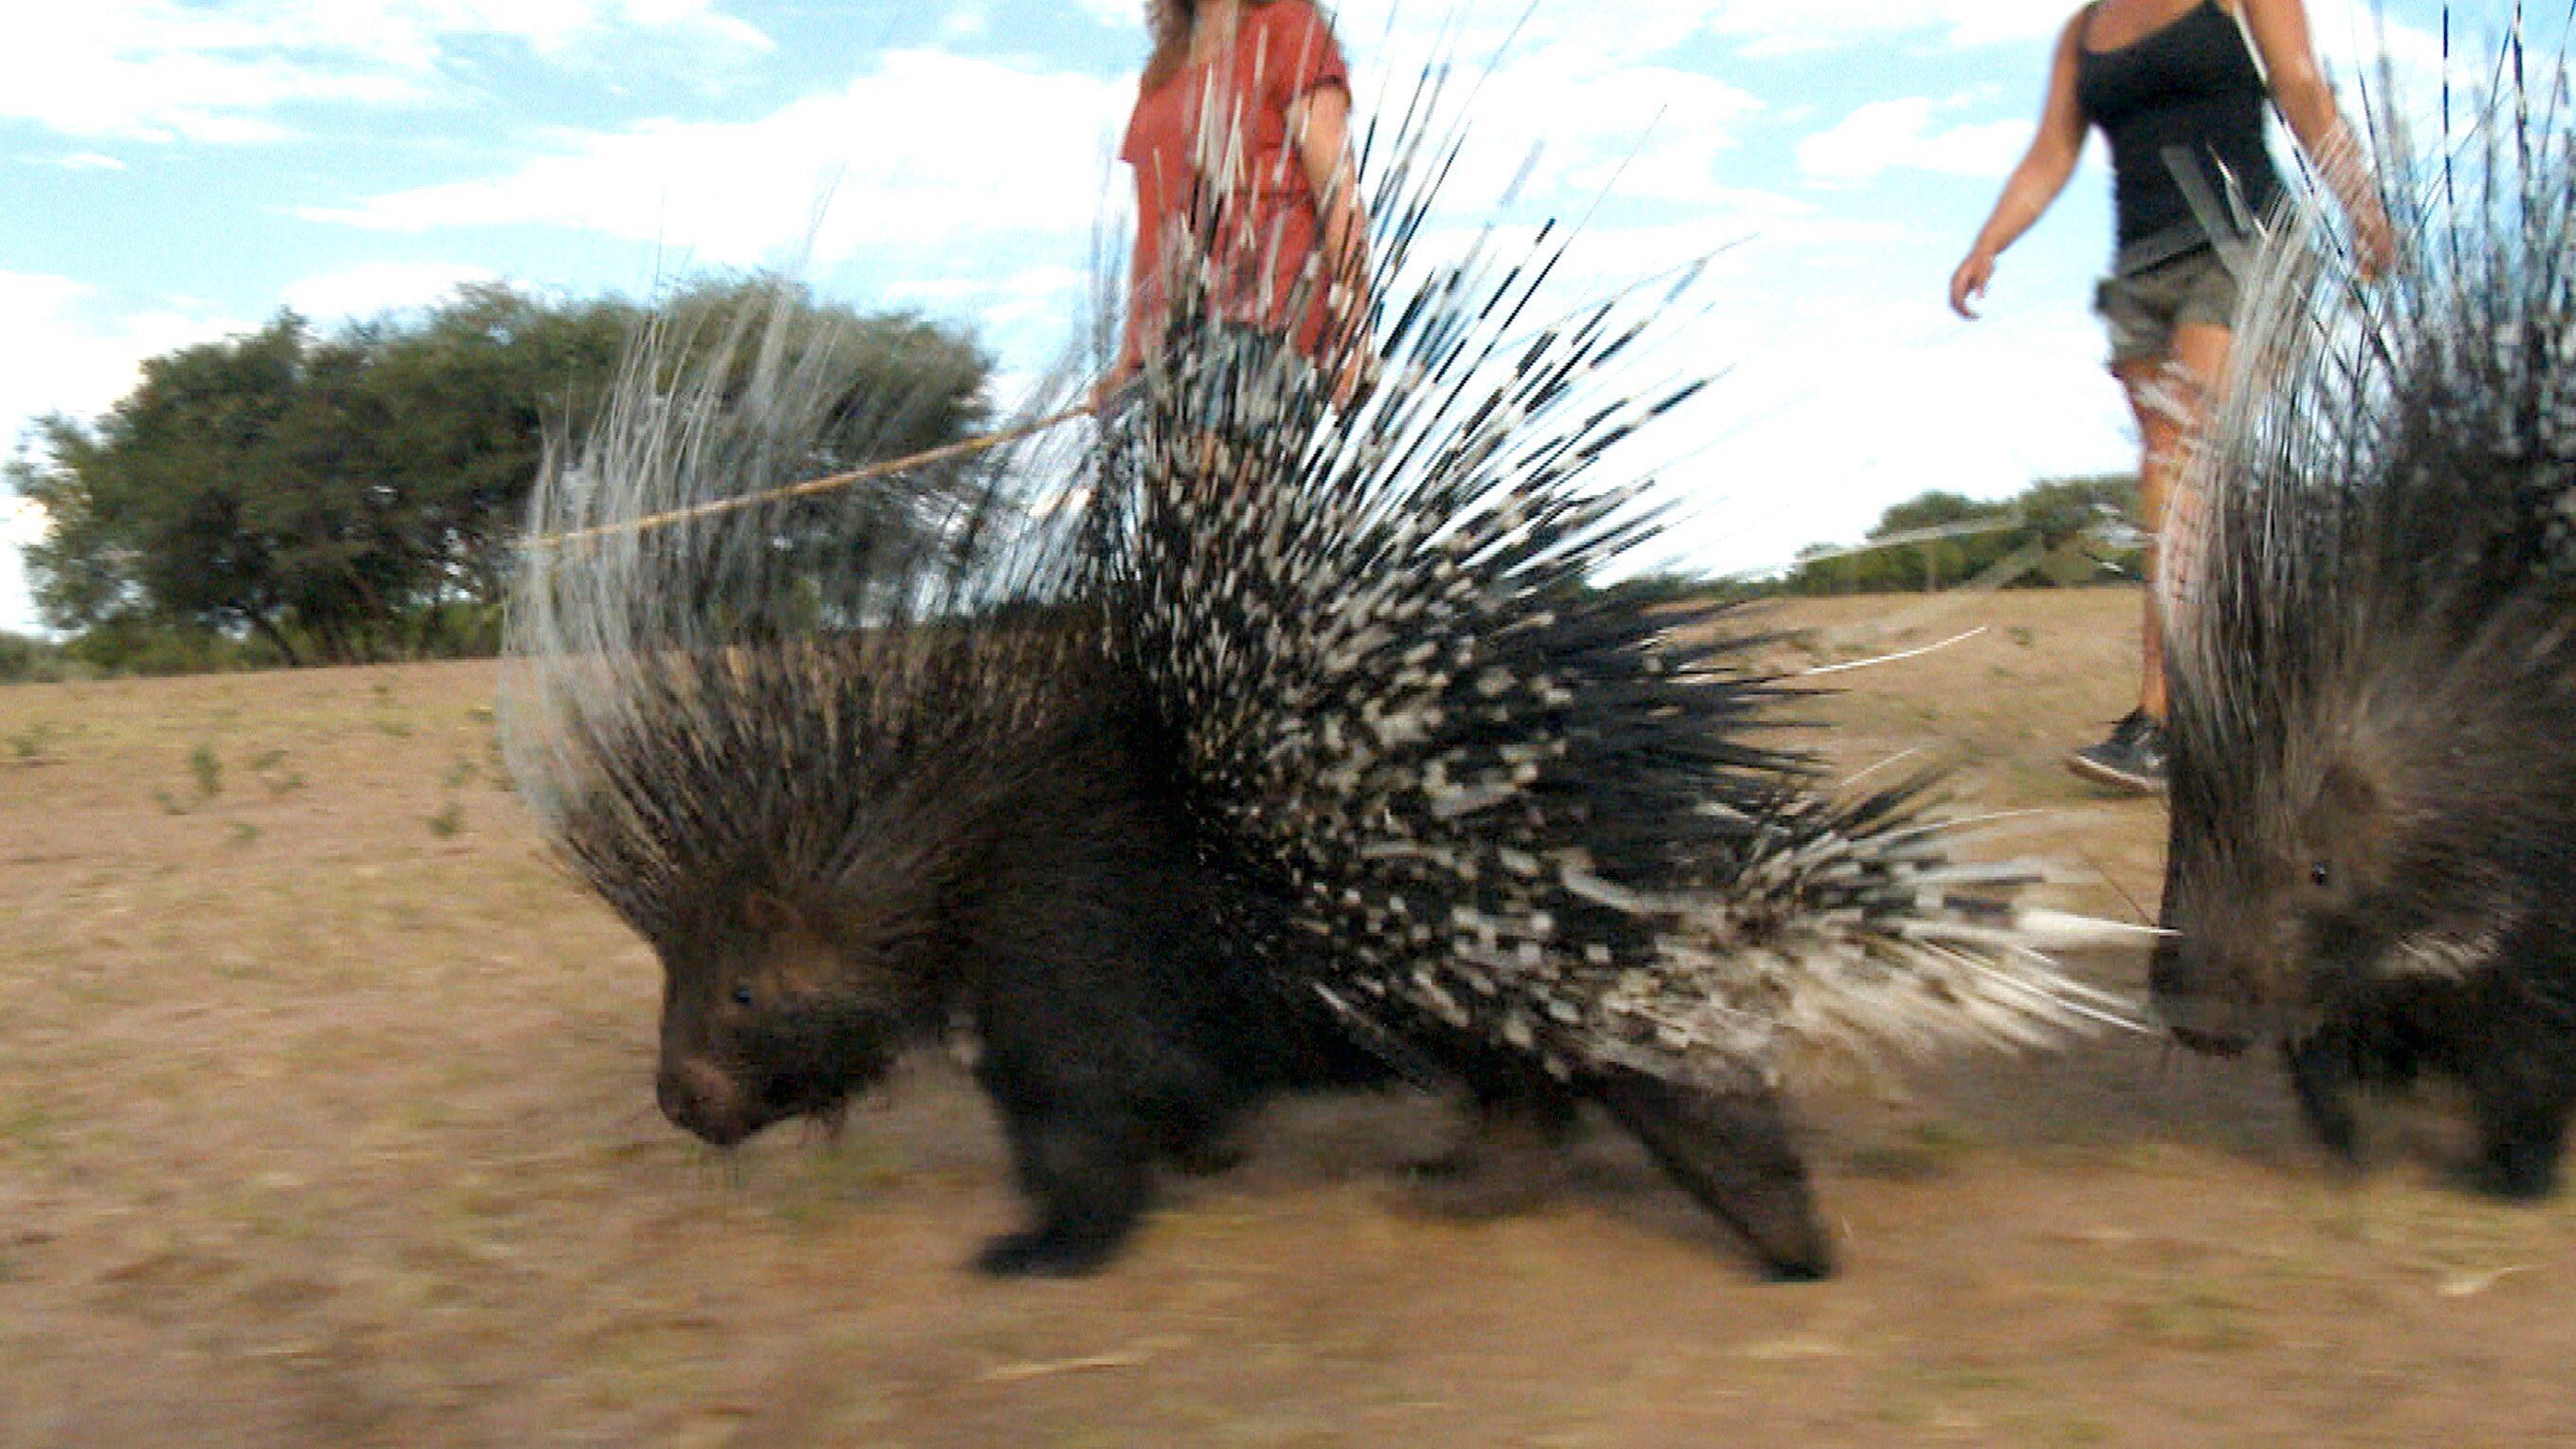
(4, 590, 2571, 1447)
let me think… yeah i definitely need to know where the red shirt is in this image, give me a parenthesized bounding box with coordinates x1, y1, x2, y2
(1119, 1, 1351, 361)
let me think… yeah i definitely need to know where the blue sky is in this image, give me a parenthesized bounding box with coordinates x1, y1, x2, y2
(0, 0, 2486, 633)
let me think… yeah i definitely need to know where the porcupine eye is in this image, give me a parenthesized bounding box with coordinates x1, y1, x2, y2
(2309, 861, 2331, 890)
(732, 985, 757, 1008)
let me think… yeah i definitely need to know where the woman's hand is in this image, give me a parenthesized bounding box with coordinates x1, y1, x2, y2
(1329, 344, 1379, 411)
(1948, 248, 1998, 320)
(2347, 188, 2397, 281)
(1089, 358, 1138, 418)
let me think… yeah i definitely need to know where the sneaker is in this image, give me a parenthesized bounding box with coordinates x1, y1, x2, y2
(2066, 708, 2168, 795)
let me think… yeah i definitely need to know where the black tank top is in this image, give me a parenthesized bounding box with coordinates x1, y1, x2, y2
(2074, 1, 2283, 255)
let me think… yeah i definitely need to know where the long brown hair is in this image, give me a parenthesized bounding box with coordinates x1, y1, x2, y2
(1142, 0, 1291, 90)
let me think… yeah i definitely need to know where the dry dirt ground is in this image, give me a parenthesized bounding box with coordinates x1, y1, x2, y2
(6, 588, 2576, 1448)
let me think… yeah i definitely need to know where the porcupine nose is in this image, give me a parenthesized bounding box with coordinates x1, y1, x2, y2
(2148, 940, 2255, 1057)
(657, 1058, 753, 1146)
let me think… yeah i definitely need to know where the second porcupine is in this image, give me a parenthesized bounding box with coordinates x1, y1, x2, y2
(2151, 34, 2576, 1196)
(505, 64, 2129, 1281)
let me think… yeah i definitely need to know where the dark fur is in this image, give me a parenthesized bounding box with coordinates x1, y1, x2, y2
(2154, 640, 2576, 1193)
(644, 664, 1375, 1274)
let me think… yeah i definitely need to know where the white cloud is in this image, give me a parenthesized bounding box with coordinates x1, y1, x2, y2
(1328, 0, 2069, 64)
(1798, 97, 2033, 183)
(1071, 0, 1141, 28)
(0, 275, 245, 452)
(0, 542, 35, 634)
(898, 263, 1091, 333)
(302, 50, 1129, 263)
(0, 0, 771, 143)
(2, 498, 46, 633)
(1446, 58, 1766, 208)
(292, 11, 1771, 263)
(1700, 0, 2074, 55)
(39, 153, 132, 172)
(281, 262, 504, 321)
(1644, 299, 2133, 578)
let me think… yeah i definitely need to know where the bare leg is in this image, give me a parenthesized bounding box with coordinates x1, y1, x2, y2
(2115, 321, 2233, 722)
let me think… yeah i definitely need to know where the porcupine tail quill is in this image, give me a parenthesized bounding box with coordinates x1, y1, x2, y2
(1094, 27, 2143, 1093)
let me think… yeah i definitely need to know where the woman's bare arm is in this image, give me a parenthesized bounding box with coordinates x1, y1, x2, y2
(1951, 11, 2092, 318)
(2235, 0, 2395, 272)
(1290, 82, 1372, 397)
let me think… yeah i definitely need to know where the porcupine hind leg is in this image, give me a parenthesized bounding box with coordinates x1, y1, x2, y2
(1402, 1059, 1580, 1221)
(1593, 1071, 1834, 1281)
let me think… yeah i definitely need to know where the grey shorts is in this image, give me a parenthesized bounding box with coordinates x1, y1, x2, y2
(2092, 246, 2239, 368)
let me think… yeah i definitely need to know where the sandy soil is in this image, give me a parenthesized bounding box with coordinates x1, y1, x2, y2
(4, 588, 2574, 1448)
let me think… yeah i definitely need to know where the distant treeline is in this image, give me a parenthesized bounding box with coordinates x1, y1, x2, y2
(7, 275, 989, 673)
(1777, 474, 2144, 596)
(1590, 473, 2146, 614)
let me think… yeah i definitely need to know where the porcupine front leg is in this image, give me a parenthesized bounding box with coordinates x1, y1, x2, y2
(2456, 966, 2576, 1201)
(976, 1091, 1157, 1276)
(964, 938, 1177, 1276)
(1593, 1072, 1834, 1281)
(2281, 1030, 2366, 1165)
(2463, 1086, 2573, 1201)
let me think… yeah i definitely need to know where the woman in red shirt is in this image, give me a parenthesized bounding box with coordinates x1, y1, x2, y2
(1102, 0, 1372, 410)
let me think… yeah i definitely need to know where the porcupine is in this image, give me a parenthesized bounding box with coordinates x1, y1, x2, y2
(502, 53, 2130, 1281)
(2151, 13, 2576, 1198)
(500, 294, 1382, 1278)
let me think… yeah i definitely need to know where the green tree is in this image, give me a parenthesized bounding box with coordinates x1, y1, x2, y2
(20, 317, 333, 662)
(354, 284, 632, 653)
(1781, 474, 2141, 596)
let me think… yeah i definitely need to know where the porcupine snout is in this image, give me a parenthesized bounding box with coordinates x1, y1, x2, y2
(657, 1056, 757, 1146)
(2147, 845, 2280, 1057)
(2149, 933, 2262, 1057)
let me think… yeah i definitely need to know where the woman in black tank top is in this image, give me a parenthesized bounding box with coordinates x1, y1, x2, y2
(1946, 0, 2391, 795)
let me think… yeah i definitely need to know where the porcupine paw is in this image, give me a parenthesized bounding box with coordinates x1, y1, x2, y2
(2461, 1123, 2568, 1202)
(2460, 1065, 2574, 1201)
(1166, 1121, 1251, 1179)
(983, 1110, 1152, 1276)
(974, 1224, 1129, 1278)
(1594, 1073, 1836, 1282)
(2281, 1036, 2366, 1168)
(1397, 1089, 1580, 1222)
(1398, 1123, 1575, 1222)
(1713, 1174, 1835, 1284)
(1758, 1239, 1836, 1284)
